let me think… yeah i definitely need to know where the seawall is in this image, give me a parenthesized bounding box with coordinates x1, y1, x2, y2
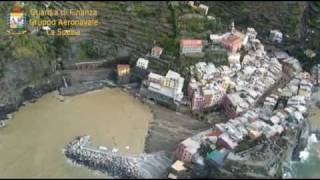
(64, 135, 173, 179)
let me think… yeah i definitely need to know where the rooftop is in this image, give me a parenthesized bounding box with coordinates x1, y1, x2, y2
(180, 39, 202, 48)
(171, 160, 187, 172)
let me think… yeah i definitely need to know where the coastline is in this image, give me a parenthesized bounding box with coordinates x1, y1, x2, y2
(1, 66, 318, 178)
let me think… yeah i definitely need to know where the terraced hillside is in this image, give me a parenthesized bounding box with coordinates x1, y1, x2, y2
(0, 1, 319, 118)
(45, 1, 175, 64)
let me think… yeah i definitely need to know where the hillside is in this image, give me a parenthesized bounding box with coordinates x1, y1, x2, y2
(0, 1, 319, 116)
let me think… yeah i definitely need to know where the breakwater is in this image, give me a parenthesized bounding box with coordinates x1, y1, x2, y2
(64, 135, 173, 179)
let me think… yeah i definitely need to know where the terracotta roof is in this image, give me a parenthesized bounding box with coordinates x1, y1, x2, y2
(152, 46, 163, 55)
(180, 39, 202, 48)
(222, 35, 241, 45)
(117, 64, 130, 70)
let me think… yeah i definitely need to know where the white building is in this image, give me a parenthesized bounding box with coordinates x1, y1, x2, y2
(228, 52, 241, 65)
(198, 4, 209, 16)
(136, 57, 149, 70)
(147, 70, 185, 103)
(209, 34, 222, 44)
(269, 30, 283, 43)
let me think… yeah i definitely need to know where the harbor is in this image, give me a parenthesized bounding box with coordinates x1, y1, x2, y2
(0, 88, 152, 177)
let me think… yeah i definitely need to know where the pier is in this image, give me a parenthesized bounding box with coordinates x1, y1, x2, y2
(63, 135, 173, 179)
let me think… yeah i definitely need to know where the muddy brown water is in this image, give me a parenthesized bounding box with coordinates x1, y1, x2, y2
(0, 88, 152, 178)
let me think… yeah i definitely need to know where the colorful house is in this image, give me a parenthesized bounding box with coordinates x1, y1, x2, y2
(221, 34, 242, 53)
(136, 57, 149, 70)
(151, 46, 163, 58)
(117, 64, 130, 84)
(206, 148, 229, 167)
(180, 39, 203, 54)
(175, 138, 200, 163)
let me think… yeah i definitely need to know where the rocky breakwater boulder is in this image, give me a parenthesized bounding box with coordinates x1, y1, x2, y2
(64, 135, 173, 179)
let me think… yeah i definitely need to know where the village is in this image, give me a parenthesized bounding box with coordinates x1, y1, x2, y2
(1, 1, 320, 178)
(108, 2, 320, 179)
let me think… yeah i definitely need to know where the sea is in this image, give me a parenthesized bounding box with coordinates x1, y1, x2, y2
(284, 133, 320, 178)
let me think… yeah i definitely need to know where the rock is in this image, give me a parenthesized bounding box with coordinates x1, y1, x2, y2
(0, 114, 7, 121)
(0, 120, 7, 128)
(316, 101, 320, 108)
(6, 114, 13, 119)
(56, 95, 65, 102)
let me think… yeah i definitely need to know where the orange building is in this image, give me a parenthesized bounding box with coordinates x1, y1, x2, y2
(221, 34, 242, 53)
(117, 64, 130, 84)
(180, 39, 203, 54)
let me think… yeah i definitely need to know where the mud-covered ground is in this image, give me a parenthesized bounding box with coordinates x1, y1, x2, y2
(144, 103, 210, 154)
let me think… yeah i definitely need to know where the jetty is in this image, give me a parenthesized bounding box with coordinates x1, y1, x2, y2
(63, 135, 173, 179)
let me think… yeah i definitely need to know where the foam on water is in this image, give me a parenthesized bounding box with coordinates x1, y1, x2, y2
(308, 133, 318, 144)
(286, 134, 320, 178)
(298, 133, 318, 162)
(299, 150, 310, 162)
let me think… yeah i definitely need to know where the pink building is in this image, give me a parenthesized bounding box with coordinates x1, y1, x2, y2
(221, 93, 248, 119)
(187, 81, 198, 100)
(191, 91, 205, 111)
(151, 46, 163, 58)
(175, 138, 200, 163)
(216, 133, 238, 150)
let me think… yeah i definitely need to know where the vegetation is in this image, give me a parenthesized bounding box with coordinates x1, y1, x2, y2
(0, 1, 319, 74)
(205, 49, 228, 66)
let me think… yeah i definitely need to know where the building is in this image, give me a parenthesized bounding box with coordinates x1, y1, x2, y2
(144, 70, 185, 106)
(168, 160, 188, 179)
(227, 52, 241, 65)
(282, 57, 302, 77)
(151, 46, 163, 58)
(198, 4, 209, 16)
(187, 1, 209, 16)
(222, 92, 250, 118)
(246, 27, 257, 41)
(133, 58, 149, 81)
(206, 148, 229, 167)
(311, 64, 320, 85)
(176, 138, 200, 163)
(221, 34, 242, 52)
(180, 39, 203, 54)
(209, 34, 222, 44)
(117, 64, 130, 84)
(191, 90, 206, 111)
(269, 30, 283, 43)
(273, 51, 289, 61)
(216, 133, 238, 149)
(136, 57, 149, 70)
